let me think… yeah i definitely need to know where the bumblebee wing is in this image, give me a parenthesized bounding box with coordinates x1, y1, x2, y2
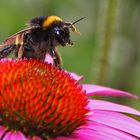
(0, 44, 16, 58)
(0, 25, 40, 58)
(3, 25, 39, 46)
(0, 30, 26, 58)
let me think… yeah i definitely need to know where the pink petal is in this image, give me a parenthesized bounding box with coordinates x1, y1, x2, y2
(82, 121, 139, 140)
(88, 99, 140, 116)
(55, 126, 137, 140)
(82, 84, 138, 99)
(45, 54, 54, 64)
(90, 110, 140, 138)
(47, 119, 140, 140)
(73, 129, 110, 140)
(69, 72, 84, 81)
(54, 124, 137, 140)
(55, 129, 108, 140)
(0, 125, 6, 138)
(3, 131, 26, 140)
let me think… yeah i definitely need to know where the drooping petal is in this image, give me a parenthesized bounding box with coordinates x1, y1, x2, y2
(82, 84, 138, 99)
(55, 129, 107, 140)
(81, 121, 139, 140)
(3, 131, 26, 140)
(55, 125, 138, 140)
(90, 110, 140, 138)
(88, 99, 140, 116)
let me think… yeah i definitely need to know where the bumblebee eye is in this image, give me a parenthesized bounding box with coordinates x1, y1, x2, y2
(54, 27, 61, 35)
(56, 30, 60, 35)
(54, 27, 65, 36)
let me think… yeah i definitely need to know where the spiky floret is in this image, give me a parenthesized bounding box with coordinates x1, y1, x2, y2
(0, 59, 89, 139)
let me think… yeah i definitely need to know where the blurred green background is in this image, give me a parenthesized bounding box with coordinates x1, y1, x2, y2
(0, 0, 139, 109)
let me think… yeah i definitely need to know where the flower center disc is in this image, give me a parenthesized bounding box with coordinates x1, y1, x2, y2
(0, 59, 89, 139)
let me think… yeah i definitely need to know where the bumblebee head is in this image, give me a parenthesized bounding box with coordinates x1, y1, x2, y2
(29, 16, 85, 46)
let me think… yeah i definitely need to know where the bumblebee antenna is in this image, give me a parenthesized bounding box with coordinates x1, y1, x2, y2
(72, 17, 86, 25)
(65, 17, 86, 35)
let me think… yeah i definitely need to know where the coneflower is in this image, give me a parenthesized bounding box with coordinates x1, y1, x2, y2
(0, 59, 140, 140)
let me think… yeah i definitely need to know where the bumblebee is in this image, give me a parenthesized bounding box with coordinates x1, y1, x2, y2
(0, 16, 85, 67)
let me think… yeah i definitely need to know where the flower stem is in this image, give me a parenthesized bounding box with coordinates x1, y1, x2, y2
(94, 0, 119, 85)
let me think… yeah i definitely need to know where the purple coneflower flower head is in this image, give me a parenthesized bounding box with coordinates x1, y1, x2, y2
(0, 59, 139, 140)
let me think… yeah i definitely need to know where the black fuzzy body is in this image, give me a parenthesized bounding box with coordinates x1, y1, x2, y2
(22, 16, 72, 62)
(22, 28, 58, 60)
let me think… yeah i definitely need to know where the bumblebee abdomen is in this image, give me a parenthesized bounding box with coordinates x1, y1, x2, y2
(23, 42, 49, 60)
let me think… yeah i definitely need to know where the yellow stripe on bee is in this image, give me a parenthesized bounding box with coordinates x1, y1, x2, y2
(43, 16, 62, 28)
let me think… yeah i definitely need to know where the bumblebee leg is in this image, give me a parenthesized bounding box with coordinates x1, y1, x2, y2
(18, 44, 24, 58)
(49, 48, 62, 68)
(16, 33, 28, 59)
